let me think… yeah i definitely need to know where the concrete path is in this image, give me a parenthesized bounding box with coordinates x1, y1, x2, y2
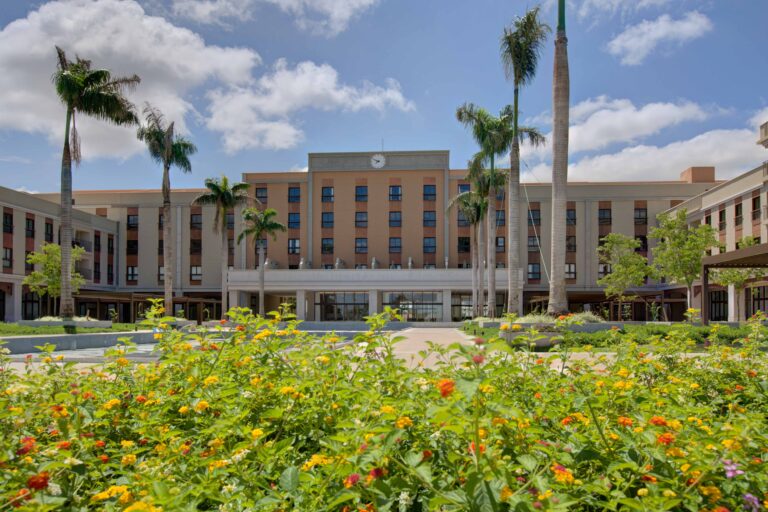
(391, 327, 476, 368)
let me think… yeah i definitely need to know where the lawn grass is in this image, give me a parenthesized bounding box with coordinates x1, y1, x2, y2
(0, 322, 139, 336)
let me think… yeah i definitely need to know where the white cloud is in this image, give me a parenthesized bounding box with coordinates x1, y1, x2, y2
(15, 186, 40, 194)
(578, 0, 671, 19)
(750, 107, 768, 129)
(172, 0, 379, 35)
(523, 96, 709, 160)
(0, 0, 258, 160)
(607, 11, 713, 66)
(0, 156, 32, 164)
(206, 59, 414, 152)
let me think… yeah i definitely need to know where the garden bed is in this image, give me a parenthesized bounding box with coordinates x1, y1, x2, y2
(17, 319, 113, 328)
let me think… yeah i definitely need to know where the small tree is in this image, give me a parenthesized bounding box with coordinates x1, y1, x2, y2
(711, 236, 767, 322)
(23, 243, 86, 316)
(597, 233, 649, 320)
(650, 209, 718, 309)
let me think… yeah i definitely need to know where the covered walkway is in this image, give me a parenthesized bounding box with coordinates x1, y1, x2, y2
(702, 243, 768, 323)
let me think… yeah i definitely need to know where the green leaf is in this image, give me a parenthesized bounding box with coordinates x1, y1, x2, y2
(279, 466, 299, 493)
(517, 454, 538, 472)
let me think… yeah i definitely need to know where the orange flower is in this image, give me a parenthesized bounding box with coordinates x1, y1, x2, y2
(56, 441, 71, 450)
(135, 395, 147, 404)
(561, 416, 574, 426)
(656, 432, 675, 445)
(436, 379, 455, 398)
(26, 472, 49, 491)
(649, 416, 667, 427)
(617, 416, 633, 427)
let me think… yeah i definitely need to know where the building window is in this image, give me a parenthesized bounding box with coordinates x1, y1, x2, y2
(458, 183, 470, 194)
(157, 239, 164, 256)
(383, 291, 443, 322)
(528, 209, 541, 226)
(321, 187, 334, 203)
(753, 196, 762, 220)
(718, 210, 726, 231)
(423, 237, 436, 254)
(288, 239, 300, 254)
(389, 185, 402, 201)
(288, 213, 300, 229)
(598, 209, 612, 225)
(158, 213, 164, 229)
(389, 211, 402, 227)
(3, 213, 13, 233)
(389, 263, 402, 269)
(321, 212, 334, 228)
(228, 238, 235, 257)
(458, 237, 470, 253)
(355, 212, 368, 228)
(457, 211, 469, 227)
(190, 213, 202, 230)
(158, 266, 165, 282)
(321, 238, 334, 254)
(565, 263, 576, 279)
(94, 234, 101, 252)
(355, 238, 368, 254)
(25, 218, 34, 238)
(94, 262, 101, 281)
(288, 187, 301, 203)
(496, 210, 505, 227)
(389, 237, 402, 253)
(528, 236, 539, 252)
(566, 209, 576, 226)
(190, 239, 202, 255)
(424, 264, 437, 269)
(25, 251, 33, 273)
(634, 208, 648, 225)
(107, 264, 114, 283)
(355, 264, 368, 270)
(423, 211, 436, 227)
(423, 184, 437, 201)
(496, 236, 505, 253)
(735, 203, 743, 227)
(257, 238, 267, 250)
(527, 263, 541, 280)
(355, 186, 368, 202)
(127, 214, 139, 230)
(709, 290, 728, 322)
(598, 263, 612, 278)
(107, 237, 114, 255)
(45, 222, 54, 242)
(635, 235, 648, 252)
(126, 240, 139, 255)
(255, 187, 268, 203)
(190, 266, 202, 281)
(127, 266, 138, 281)
(316, 292, 369, 321)
(226, 212, 235, 230)
(566, 236, 576, 252)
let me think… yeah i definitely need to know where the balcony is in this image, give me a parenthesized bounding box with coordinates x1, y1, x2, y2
(759, 122, 768, 148)
(73, 239, 92, 252)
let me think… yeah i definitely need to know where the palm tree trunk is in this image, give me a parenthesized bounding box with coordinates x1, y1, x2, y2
(547, 5, 570, 316)
(487, 186, 497, 318)
(60, 107, 75, 320)
(477, 215, 485, 317)
(221, 227, 228, 318)
(162, 165, 174, 314)
(508, 87, 522, 315)
(258, 244, 266, 317)
(471, 224, 478, 317)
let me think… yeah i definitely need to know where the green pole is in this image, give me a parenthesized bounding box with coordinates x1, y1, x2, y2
(558, 0, 566, 32)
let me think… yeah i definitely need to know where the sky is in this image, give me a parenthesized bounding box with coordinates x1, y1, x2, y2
(0, 0, 767, 193)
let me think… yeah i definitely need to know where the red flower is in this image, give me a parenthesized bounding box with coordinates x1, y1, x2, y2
(26, 472, 49, 491)
(368, 468, 385, 480)
(56, 441, 71, 450)
(94, 440, 106, 448)
(469, 442, 486, 455)
(99, 455, 109, 463)
(344, 473, 360, 488)
(16, 437, 36, 455)
(236, 325, 245, 332)
(561, 417, 573, 426)
(473, 337, 486, 345)
(135, 395, 147, 403)
(649, 416, 667, 426)
(220, 319, 227, 325)
(641, 475, 657, 483)
(82, 391, 94, 400)
(656, 432, 675, 446)
(436, 379, 455, 398)
(422, 450, 433, 461)
(472, 354, 485, 365)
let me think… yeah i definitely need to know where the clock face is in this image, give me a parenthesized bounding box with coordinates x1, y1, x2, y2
(370, 153, 386, 169)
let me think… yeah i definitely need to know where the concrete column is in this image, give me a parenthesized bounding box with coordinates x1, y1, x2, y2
(11, 282, 22, 322)
(368, 290, 379, 316)
(228, 290, 240, 310)
(296, 290, 307, 320)
(442, 289, 452, 322)
(727, 284, 737, 322)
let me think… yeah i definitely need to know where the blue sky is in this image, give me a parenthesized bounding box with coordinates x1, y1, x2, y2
(0, 0, 767, 192)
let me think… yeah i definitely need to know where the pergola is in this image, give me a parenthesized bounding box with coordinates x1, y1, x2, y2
(701, 244, 768, 324)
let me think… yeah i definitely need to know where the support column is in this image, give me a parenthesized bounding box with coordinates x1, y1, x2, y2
(727, 284, 737, 322)
(11, 283, 22, 322)
(368, 290, 379, 317)
(228, 290, 240, 309)
(296, 290, 307, 320)
(442, 289, 452, 322)
(701, 266, 710, 325)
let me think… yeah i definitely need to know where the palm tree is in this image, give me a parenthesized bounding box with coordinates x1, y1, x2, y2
(501, 7, 550, 315)
(237, 207, 287, 317)
(447, 190, 487, 317)
(193, 176, 249, 318)
(457, 103, 516, 317)
(53, 47, 140, 319)
(136, 104, 197, 314)
(546, 0, 571, 315)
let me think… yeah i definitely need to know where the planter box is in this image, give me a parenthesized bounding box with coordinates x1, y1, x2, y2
(17, 320, 113, 328)
(2, 331, 156, 354)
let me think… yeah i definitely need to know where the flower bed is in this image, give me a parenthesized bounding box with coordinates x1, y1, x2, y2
(1, 304, 767, 511)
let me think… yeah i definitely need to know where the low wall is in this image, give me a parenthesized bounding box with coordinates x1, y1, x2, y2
(17, 320, 113, 328)
(2, 331, 156, 354)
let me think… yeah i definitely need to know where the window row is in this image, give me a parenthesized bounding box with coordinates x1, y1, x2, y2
(319, 185, 438, 203)
(524, 263, 577, 280)
(126, 266, 204, 282)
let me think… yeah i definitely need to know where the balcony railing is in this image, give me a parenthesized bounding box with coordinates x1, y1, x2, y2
(73, 239, 92, 252)
(76, 268, 92, 280)
(735, 215, 743, 227)
(753, 209, 761, 221)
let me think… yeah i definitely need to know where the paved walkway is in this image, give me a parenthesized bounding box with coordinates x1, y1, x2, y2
(391, 327, 476, 367)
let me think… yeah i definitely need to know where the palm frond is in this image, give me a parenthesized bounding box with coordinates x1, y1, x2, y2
(519, 126, 547, 147)
(500, 7, 550, 86)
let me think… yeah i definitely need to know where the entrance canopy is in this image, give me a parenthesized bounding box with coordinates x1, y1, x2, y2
(701, 244, 768, 323)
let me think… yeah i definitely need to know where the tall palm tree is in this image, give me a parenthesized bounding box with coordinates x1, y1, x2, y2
(457, 103, 515, 317)
(53, 47, 140, 319)
(237, 207, 287, 317)
(193, 176, 249, 318)
(136, 104, 197, 314)
(548, 0, 570, 315)
(501, 7, 550, 315)
(447, 190, 487, 317)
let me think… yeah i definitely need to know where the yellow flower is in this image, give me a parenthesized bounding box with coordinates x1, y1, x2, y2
(395, 416, 414, 429)
(250, 376, 262, 386)
(615, 367, 630, 378)
(121, 440, 135, 449)
(178, 406, 190, 414)
(500, 324, 509, 331)
(103, 399, 121, 410)
(153, 333, 162, 340)
(500, 486, 513, 500)
(122, 454, 137, 465)
(279, 386, 296, 395)
(380, 405, 396, 414)
(124, 502, 162, 512)
(721, 439, 741, 450)
(203, 375, 219, 387)
(680, 463, 691, 473)
(115, 357, 130, 367)
(251, 428, 264, 439)
(690, 383, 700, 390)
(208, 438, 224, 449)
(301, 453, 334, 471)
(208, 459, 230, 471)
(663, 490, 677, 498)
(637, 488, 648, 497)
(315, 355, 330, 365)
(511, 324, 522, 331)
(478, 384, 495, 394)
(492, 417, 508, 426)
(537, 490, 553, 501)
(194, 401, 210, 412)
(119, 491, 133, 504)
